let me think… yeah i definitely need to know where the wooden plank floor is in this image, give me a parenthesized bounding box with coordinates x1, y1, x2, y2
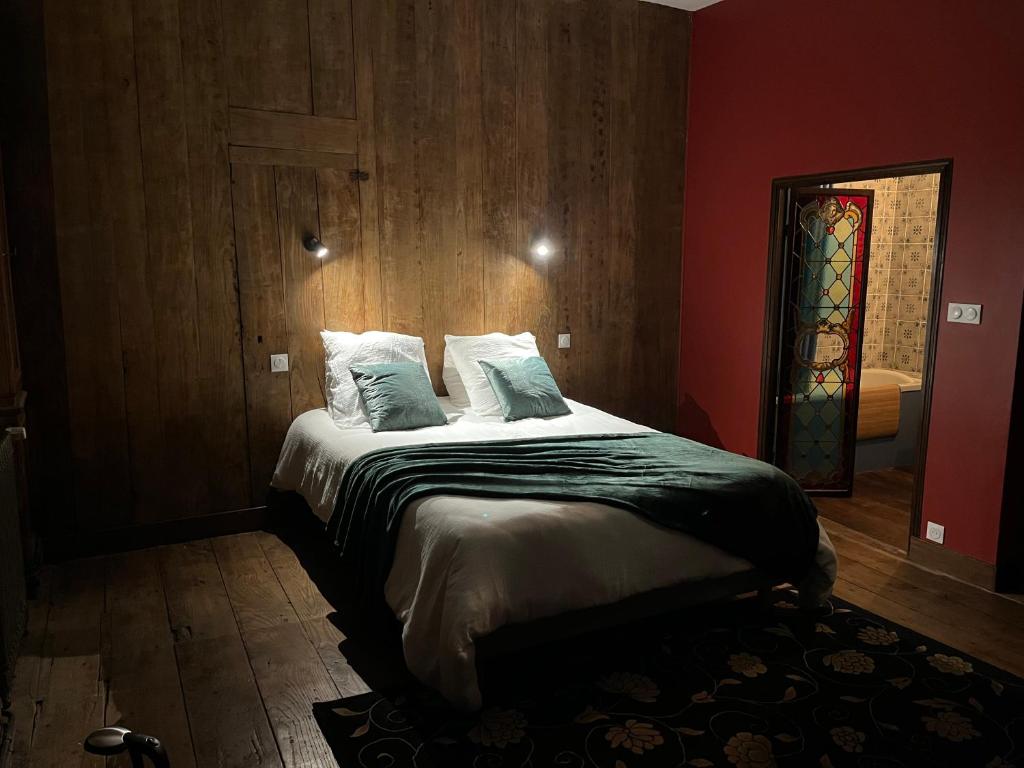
(9, 523, 1024, 767)
(816, 467, 914, 550)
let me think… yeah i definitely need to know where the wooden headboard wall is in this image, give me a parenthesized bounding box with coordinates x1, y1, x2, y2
(18, 0, 690, 536)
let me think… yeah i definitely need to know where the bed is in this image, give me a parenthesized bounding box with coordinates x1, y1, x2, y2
(272, 397, 838, 711)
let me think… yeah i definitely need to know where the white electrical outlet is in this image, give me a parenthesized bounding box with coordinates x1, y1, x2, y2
(558, 333, 571, 349)
(926, 521, 945, 544)
(270, 353, 289, 373)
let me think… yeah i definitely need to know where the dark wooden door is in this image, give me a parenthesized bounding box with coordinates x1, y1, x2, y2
(231, 156, 367, 501)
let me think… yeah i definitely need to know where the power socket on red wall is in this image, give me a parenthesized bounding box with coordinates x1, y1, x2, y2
(926, 522, 945, 545)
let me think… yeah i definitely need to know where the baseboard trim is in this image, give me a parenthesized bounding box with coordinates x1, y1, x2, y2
(43, 505, 270, 562)
(907, 536, 997, 591)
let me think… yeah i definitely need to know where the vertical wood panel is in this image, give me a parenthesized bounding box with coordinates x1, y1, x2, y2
(133, 0, 205, 519)
(633, 3, 689, 430)
(485, 0, 553, 340)
(320, 168, 371, 331)
(275, 165, 327, 415)
(232, 164, 291, 502)
(374, 0, 424, 336)
(606, 0, 640, 416)
(351, 0, 385, 329)
(453, 0, 486, 337)
(34, 0, 690, 538)
(223, 0, 313, 113)
(415, 0, 480, 384)
(545, 0, 583, 396)
(44, 0, 135, 528)
(576, 0, 613, 412)
(180, 0, 253, 511)
(309, 0, 357, 118)
(479, 0, 518, 336)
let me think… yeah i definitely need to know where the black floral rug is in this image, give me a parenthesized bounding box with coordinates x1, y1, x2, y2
(314, 590, 1023, 767)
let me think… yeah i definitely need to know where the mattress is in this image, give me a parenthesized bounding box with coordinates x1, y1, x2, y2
(272, 399, 837, 710)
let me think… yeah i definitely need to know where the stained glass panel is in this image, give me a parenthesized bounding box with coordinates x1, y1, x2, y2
(773, 191, 873, 493)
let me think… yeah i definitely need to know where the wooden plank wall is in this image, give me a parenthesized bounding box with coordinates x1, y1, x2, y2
(27, 0, 690, 537)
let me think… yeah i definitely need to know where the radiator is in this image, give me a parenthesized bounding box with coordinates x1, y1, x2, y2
(0, 431, 25, 710)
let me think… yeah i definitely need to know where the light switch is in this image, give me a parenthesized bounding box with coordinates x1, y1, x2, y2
(558, 333, 571, 349)
(270, 353, 289, 373)
(947, 302, 982, 325)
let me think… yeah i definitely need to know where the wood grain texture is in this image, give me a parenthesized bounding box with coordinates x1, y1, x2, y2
(33, 0, 690, 536)
(161, 540, 283, 768)
(309, 0, 357, 118)
(180, 0, 253, 514)
(274, 166, 327, 415)
(229, 145, 359, 169)
(44, 0, 135, 528)
(817, 467, 913, 551)
(319, 167, 372, 331)
(223, 0, 312, 113)
(631, 2, 689, 430)
(103, 552, 197, 768)
(909, 536, 998, 591)
(231, 163, 292, 503)
(12, 529, 1024, 766)
(7, 571, 51, 768)
(213, 532, 297, 634)
(28, 560, 105, 766)
(351, 0, 386, 330)
(229, 108, 359, 155)
(857, 383, 901, 439)
(133, 0, 205, 520)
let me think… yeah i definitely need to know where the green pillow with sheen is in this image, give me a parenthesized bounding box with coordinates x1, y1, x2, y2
(478, 356, 572, 421)
(349, 362, 448, 432)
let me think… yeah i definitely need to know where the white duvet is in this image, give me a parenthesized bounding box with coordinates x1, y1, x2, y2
(272, 399, 837, 710)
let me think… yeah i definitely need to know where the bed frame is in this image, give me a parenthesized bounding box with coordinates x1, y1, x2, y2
(269, 489, 781, 662)
(476, 570, 777, 659)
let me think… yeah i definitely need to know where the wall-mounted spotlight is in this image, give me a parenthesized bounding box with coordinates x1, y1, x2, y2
(303, 235, 329, 259)
(530, 238, 554, 259)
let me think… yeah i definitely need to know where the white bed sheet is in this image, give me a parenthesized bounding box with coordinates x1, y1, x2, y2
(272, 399, 837, 710)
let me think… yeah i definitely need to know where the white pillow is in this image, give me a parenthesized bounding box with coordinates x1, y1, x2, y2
(442, 344, 471, 408)
(445, 332, 540, 417)
(321, 330, 431, 428)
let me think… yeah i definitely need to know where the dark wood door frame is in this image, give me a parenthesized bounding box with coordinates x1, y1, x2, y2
(758, 159, 954, 551)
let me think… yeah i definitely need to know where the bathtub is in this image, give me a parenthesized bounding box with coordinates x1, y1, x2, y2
(860, 368, 922, 393)
(855, 368, 924, 472)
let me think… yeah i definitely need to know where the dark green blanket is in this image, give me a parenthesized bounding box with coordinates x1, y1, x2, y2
(326, 433, 820, 604)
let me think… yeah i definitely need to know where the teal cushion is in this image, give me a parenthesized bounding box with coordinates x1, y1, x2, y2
(478, 356, 572, 421)
(349, 362, 448, 432)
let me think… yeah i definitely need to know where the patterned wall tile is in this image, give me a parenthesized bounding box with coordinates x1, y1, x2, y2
(857, 173, 938, 375)
(900, 268, 927, 296)
(904, 217, 935, 245)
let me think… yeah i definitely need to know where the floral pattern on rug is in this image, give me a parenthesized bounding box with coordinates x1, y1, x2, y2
(313, 591, 1024, 767)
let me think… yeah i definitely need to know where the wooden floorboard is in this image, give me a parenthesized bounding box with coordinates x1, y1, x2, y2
(10, 525, 1024, 767)
(213, 532, 342, 767)
(160, 540, 282, 768)
(817, 467, 913, 550)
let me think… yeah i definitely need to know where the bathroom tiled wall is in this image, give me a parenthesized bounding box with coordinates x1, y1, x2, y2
(844, 173, 938, 375)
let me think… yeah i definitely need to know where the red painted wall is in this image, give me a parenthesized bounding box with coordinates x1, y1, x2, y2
(678, 0, 1024, 563)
